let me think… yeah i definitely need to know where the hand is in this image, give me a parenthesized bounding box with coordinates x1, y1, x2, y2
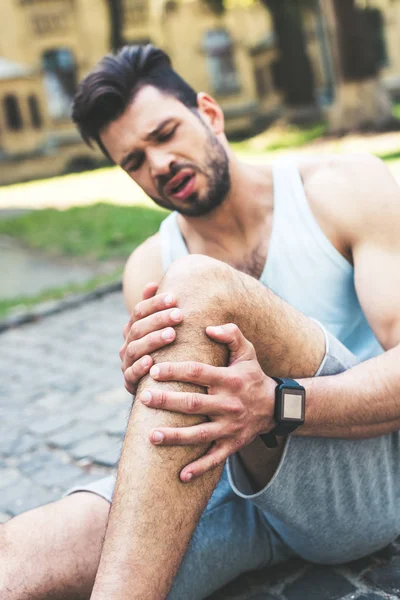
(139, 323, 276, 481)
(120, 282, 184, 394)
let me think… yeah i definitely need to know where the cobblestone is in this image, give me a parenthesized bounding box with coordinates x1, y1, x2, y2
(1, 291, 400, 599)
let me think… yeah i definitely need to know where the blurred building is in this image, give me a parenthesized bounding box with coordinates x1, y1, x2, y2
(0, 0, 280, 185)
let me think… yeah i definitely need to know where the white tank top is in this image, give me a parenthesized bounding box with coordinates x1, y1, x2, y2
(159, 159, 383, 361)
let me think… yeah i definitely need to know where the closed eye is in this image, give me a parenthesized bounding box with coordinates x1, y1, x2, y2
(127, 152, 145, 172)
(157, 125, 178, 142)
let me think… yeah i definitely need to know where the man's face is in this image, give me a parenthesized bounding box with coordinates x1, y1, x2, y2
(100, 86, 230, 217)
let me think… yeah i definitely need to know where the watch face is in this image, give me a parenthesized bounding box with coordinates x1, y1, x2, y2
(282, 392, 303, 419)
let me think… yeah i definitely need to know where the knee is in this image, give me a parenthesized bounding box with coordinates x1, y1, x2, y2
(162, 254, 236, 307)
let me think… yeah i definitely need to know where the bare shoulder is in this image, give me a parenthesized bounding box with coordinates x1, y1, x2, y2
(298, 153, 399, 261)
(122, 233, 164, 314)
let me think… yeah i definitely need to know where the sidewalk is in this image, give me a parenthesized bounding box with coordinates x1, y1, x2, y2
(1, 291, 400, 599)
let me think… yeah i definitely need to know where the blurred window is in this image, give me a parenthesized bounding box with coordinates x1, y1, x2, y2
(203, 30, 241, 96)
(42, 48, 76, 120)
(124, 0, 149, 24)
(4, 95, 23, 131)
(28, 95, 42, 128)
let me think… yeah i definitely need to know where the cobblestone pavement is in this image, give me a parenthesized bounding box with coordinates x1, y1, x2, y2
(1, 292, 400, 600)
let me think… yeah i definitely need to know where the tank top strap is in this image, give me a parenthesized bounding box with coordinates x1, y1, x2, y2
(159, 212, 189, 273)
(271, 159, 352, 273)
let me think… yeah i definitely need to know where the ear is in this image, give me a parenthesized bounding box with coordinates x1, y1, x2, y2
(196, 92, 225, 135)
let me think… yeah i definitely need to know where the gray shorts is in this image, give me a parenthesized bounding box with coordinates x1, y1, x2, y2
(65, 324, 400, 599)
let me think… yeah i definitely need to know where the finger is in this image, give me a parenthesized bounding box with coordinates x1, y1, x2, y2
(127, 308, 183, 346)
(124, 355, 153, 387)
(133, 292, 177, 321)
(149, 361, 225, 387)
(123, 327, 176, 371)
(140, 389, 241, 416)
(206, 323, 256, 363)
(180, 444, 228, 482)
(149, 422, 224, 447)
(142, 282, 158, 301)
(123, 292, 177, 344)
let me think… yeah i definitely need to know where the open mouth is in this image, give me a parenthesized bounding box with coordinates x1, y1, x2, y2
(165, 172, 196, 200)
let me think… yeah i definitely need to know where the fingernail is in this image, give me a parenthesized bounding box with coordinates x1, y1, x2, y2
(184, 472, 193, 482)
(141, 391, 152, 404)
(142, 357, 151, 367)
(170, 308, 182, 322)
(153, 431, 164, 443)
(164, 294, 174, 305)
(150, 365, 160, 378)
(211, 326, 225, 335)
(161, 328, 175, 341)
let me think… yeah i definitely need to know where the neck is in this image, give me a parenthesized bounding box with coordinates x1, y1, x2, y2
(179, 151, 274, 247)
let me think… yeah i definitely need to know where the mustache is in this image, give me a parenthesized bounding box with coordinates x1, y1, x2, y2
(156, 163, 200, 196)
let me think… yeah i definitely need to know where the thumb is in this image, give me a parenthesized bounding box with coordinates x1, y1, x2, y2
(206, 323, 255, 363)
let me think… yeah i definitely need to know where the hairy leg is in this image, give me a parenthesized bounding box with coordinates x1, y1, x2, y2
(0, 493, 109, 600)
(91, 257, 231, 599)
(92, 255, 325, 599)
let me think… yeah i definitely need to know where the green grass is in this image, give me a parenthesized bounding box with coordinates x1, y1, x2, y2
(0, 202, 169, 261)
(393, 102, 400, 121)
(0, 267, 123, 319)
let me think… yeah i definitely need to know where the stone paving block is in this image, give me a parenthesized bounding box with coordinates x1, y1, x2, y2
(28, 414, 75, 436)
(11, 487, 61, 516)
(0, 467, 24, 489)
(0, 512, 11, 523)
(365, 556, 400, 595)
(0, 429, 23, 455)
(96, 386, 132, 406)
(75, 404, 118, 423)
(93, 444, 121, 467)
(70, 434, 114, 460)
(47, 422, 99, 449)
(0, 478, 54, 515)
(104, 413, 128, 436)
(30, 461, 85, 488)
(12, 433, 39, 455)
(284, 567, 356, 600)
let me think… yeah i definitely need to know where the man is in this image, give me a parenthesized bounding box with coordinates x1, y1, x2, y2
(1, 44, 400, 600)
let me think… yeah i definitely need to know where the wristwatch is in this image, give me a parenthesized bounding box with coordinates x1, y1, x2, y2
(260, 377, 306, 448)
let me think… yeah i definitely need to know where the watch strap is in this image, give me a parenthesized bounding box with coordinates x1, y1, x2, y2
(261, 377, 304, 448)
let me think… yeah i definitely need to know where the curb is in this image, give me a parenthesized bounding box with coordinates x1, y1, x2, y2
(0, 280, 122, 334)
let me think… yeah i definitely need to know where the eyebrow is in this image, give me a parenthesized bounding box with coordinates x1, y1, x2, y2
(120, 118, 176, 169)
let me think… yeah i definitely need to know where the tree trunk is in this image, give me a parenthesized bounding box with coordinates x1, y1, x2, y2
(327, 0, 393, 132)
(106, 0, 125, 52)
(261, 0, 316, 108)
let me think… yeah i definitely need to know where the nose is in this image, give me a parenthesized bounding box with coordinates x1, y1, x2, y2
(148, 148, 175, 179)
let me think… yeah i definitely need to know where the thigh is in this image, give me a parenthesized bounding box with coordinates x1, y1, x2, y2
(168, 467, 293, 600)
(2, 491, 110, 600)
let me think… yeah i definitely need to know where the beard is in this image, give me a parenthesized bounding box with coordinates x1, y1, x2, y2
(151, 129, 231, 217)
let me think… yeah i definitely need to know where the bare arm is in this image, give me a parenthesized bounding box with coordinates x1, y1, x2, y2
(297, 154, 400, 438)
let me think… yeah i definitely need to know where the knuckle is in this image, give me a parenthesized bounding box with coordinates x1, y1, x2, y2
(228, 374, 243, 392)
(210, 456, 221, 470)
(234, 436, 245, 451)
(130, 324, 139, 340)
(157, 391, 167, 409)
(190, 362, 203, 377)
(198, 428, 209, 444)
(127, 343, 136, 359)
(172, 430, 181, 443)
(133, 304, 142, 320)
(187, 394, 200, 413)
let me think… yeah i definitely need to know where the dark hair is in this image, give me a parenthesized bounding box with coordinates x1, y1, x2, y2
(72, 44, 198, 158)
